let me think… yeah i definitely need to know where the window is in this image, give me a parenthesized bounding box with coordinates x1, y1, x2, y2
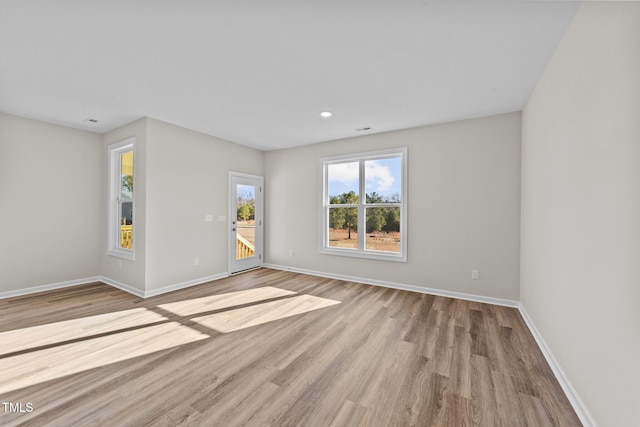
(108, 138, 135, 260)
(321, 148, 407, 262)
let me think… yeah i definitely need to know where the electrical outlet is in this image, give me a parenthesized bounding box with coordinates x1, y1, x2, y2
(472, 270, 479, 280)
(289, 249, 295, 257)
(194, 257, 199, 266)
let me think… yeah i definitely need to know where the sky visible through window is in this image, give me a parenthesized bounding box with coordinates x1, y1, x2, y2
(328, 157, 401, 201)
(237, 184, 255, 200)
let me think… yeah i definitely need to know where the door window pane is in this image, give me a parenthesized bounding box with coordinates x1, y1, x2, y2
(236, 184, 256, 260)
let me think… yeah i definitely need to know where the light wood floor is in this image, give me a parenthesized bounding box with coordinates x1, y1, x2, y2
(0, 268, 581, 426)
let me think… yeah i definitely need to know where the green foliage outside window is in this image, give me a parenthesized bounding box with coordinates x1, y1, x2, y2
(329, 191, 400, 236)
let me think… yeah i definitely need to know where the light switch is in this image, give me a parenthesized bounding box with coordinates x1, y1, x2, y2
(218, 215, 226, 222)
(204, 214, 214, 222)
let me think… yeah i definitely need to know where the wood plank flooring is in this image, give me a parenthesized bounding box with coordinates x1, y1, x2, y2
(0, 268, 581, 426)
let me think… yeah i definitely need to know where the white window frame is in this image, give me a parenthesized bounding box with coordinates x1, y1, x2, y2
(108, 137, 136, 260)
(320, 147, 407, 262)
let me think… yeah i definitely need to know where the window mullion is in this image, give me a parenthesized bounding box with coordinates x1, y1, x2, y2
(358, 160, 365, 252)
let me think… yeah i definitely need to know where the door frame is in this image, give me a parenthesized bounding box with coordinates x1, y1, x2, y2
(228, 171, 264, 274)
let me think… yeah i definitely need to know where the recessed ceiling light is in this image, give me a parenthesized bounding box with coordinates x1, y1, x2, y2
(320, 111, 332, 118)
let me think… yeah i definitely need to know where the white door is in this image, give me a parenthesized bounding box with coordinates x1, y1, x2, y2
(229, 172, 263, 274)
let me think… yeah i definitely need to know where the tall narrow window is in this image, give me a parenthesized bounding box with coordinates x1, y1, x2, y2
(108, 138, 135, 260)
(321, 148, 407, 262)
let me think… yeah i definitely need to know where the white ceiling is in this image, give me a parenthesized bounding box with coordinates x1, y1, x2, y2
(0, 1, 579, 151)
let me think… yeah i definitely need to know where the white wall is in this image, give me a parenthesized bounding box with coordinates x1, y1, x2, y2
(145, 118, 264, 291)
(521, 2, 640, 426)
(0, 112, 103, 293)
(101, 118, 148, 293)
(0, 113, 264, 296)
(266, 112, 521, 301)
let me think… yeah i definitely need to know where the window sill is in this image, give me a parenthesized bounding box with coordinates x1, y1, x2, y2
(108, 248, 135, 261)
(320, 248, 407, 263)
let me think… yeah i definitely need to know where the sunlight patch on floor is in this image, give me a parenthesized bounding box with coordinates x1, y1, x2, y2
(0, 322, 208, 394)
(0, 286, 341, 395)
(0, 308, 168, 357)
(192, 294, 341, 333)
(157, 286, 297, 316)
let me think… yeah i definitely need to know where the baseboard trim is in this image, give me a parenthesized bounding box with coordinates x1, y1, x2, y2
(0, 276, 103, 300)
(518, 303, 596, 427)
(98, 276, 145, 298)
(1, 273, 231, 301)
(263, 263, 519, 308)
(143, 273, 229, 298)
